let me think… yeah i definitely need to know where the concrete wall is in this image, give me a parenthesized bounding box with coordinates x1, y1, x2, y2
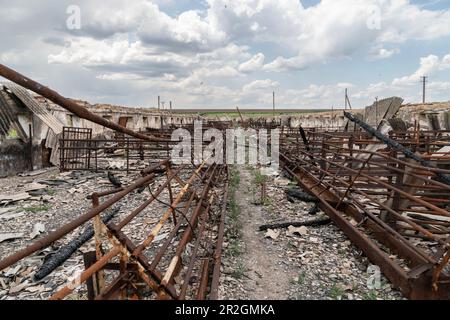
(0, 140, 42, 178)
(397, 103, 450, 130)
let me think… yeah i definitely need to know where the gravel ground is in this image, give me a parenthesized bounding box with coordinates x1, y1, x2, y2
(0, 164, 407, 300)
(0, 166, 201, 300)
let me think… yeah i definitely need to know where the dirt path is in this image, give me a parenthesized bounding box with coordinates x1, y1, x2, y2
(219, 165, 404, 300)
(233, 166, 293, 299)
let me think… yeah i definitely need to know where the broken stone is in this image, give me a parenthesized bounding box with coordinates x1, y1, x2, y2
(8, 281, 30, 294)
(273, 178, 291, 186)
(0, 278, 7, 290)
(30, 223, 46, 239)
(264, 229, 280, 240)
(4, 265, 22, 277)
(308, 237, 319, 244)
(25, 285, 45, 293)
(287, 226, 308, 237)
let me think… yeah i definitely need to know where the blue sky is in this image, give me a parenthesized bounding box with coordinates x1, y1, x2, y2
(1, 0, 450, 109)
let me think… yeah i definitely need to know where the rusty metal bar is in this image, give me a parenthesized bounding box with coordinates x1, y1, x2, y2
(0, 63, 165, 142)
(0, 173, 155, 271)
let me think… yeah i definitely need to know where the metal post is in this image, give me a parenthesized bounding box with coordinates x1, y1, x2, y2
(28, 124, 33, 171)
(126, 138, 130, 174)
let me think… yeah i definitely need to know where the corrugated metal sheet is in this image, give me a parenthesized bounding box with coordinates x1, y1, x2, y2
(0, 89, 28, 141)
(4, 82, 63, 134)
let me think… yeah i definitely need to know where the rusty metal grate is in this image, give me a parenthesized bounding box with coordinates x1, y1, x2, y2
(60, 127, 94, 171)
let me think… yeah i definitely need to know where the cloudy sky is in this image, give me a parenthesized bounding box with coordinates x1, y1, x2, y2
(1, 0, 450, 109)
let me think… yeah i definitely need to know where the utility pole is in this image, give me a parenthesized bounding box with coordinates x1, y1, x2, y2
(158, 96, 160, 110)
(345, 88, 352, 110)
(331, 105, 334, 129)
(375, 96, 379, 126)
(273, 91, 275, 116)
(170, 101, 172, 111)
(421, 76, 428, 104)
(345, 89, 348, 110)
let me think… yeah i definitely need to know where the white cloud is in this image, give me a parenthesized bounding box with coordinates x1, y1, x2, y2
(2, 0, 450, 109)
(369, 47, 400, 60)
(393, 54, 445, 86)
(351, 82, 389, 99)
(427, 81, 450, 92)
(262, 0, 450, 71)
(242, 79, 279, 92)
(239, 53, 265, 73)
(440, 54, 450, 70)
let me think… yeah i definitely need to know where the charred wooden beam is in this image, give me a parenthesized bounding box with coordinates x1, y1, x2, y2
(34, 207, 120, 280)
(259, 217, 331, 231)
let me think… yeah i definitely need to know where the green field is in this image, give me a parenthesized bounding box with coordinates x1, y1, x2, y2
(197, 109, 332, 118)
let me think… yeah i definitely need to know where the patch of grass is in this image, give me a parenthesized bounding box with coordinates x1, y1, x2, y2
(329, 283, 345, 300)
(229, 166, 240, 190)
(297, 272, 306, 285)
(229, 197, 240, 222)
(228, 166, 241, 224)
(46, 188, 56, 196)
(23, 204, 52, 213)
(226, 165, 243, 258)
(253, 170, 268, 185)
(199, 110, 331, 118)
(231, 262, 247, 280)
(6, 129, 19, 139)
(362, 290, 378, 300)
(227, 238, 243, 257)
(249, 167, 270, 205)
(287, 240, 296, 249)
(266, 204, 278, 220)
(262, 197, 272, 207)
(291, 271, 306, 285)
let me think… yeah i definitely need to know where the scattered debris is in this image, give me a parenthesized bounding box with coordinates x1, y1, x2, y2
(34, 207, 120, 280)
(24, 183, 47, 193)
(30, 223, 46, 239)
(259, 217, 331, 231)
(18, 169, 50, 177)
(287, 225, 308, 237)
(107, 171, 122, 188)
(0, 232, 25, 243)
(0, 211, 25, 220)
(285, 188, 319, 203)
(264, 229, 280, 240)
(0, 193, 31, 204)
